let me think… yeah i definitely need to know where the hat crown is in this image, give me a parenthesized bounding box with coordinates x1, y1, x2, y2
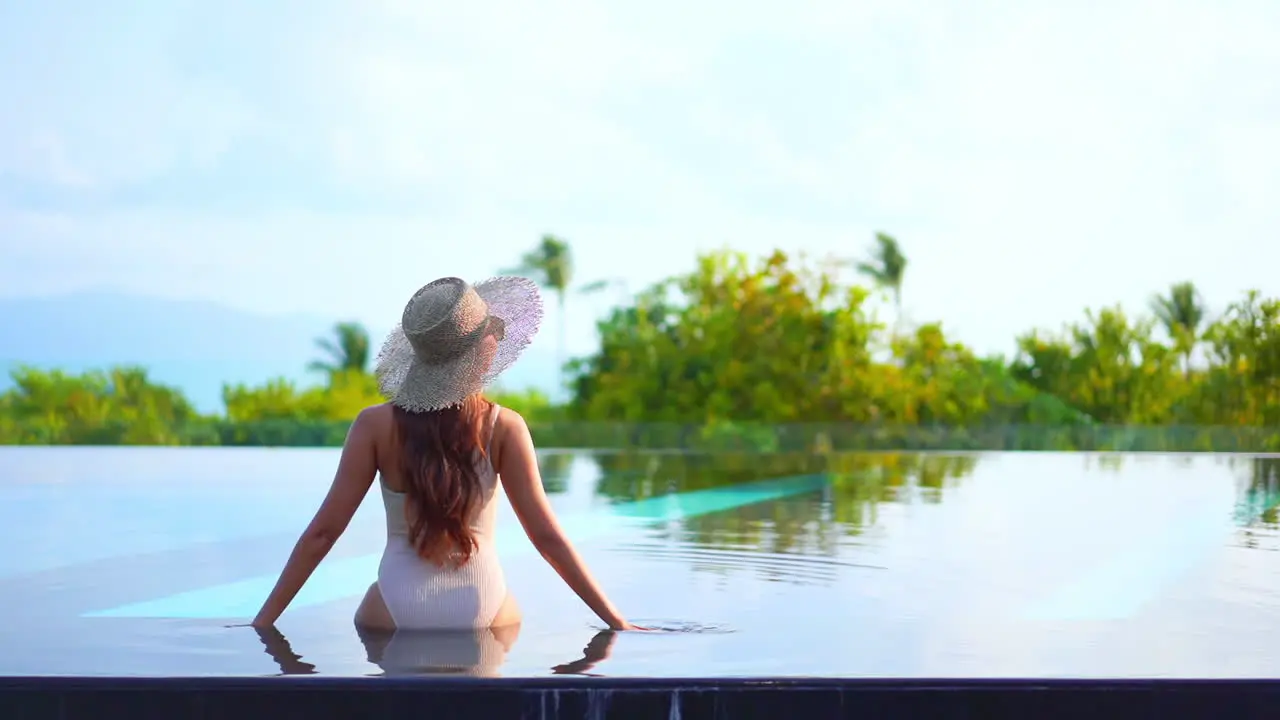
(374, 275, 544, 413)
(402, 277, 491, 363)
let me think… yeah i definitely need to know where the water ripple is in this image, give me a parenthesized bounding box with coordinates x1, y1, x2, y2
(608, 541, 886, 585)
(591, 619, 735, 634)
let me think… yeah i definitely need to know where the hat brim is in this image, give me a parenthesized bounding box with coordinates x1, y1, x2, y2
(374, 276, 545, 412)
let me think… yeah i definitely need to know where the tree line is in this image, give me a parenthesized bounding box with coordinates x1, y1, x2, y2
(1, 235, 1278, 451)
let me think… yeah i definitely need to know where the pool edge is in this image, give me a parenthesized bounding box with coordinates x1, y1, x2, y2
(2, 676, 1278, 719)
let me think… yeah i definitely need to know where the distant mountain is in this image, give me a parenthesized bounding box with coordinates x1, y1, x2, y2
(0, 292, 563, 413)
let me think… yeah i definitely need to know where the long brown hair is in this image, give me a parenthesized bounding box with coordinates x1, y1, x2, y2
(391, 393, 494, 567)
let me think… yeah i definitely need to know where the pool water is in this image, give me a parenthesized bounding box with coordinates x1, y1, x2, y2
(1, 447, 1279, 678)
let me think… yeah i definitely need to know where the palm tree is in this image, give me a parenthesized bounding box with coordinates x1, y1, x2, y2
(505, 235, 574, 371)
(1149, 281, 1206, 378)
(855, 232, 908, 310)
(579, 276, 631, 305)
(308, 322, 371, 377)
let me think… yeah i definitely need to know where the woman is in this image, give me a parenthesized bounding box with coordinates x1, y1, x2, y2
(250, 276, 640, 632)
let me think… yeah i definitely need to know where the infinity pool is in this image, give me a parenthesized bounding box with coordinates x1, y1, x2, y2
(1, 447, 1278, 678)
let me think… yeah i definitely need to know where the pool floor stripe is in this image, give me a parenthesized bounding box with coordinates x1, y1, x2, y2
(83, 474, 829, 619)
(1021, 508, 1230, 621)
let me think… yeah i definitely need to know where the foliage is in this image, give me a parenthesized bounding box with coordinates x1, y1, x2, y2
(2, 244, 1279, 451)
(0, 365, 209, 445)
(308, 322, 372, 377)
(567, 249, 1084, 430)
(504, 234, 576, 373)
(1149, 281, 1206, 377)
(1187, 291, 1280, 426)
(506, 234, 575, 302)
(222, 369, 383, 423)
(486, 386, 565, 424)
(1011, 290, 1280, 430)
(1010, 307, 1186, 424)
(852, 232, 908, 309)
(570, 249, 873, 423)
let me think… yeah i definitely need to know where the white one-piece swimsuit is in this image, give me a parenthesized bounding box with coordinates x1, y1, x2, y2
(376, 404, 508, 630)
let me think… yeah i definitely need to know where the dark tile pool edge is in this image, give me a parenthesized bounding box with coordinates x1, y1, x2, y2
(3, 676, 1280, 719)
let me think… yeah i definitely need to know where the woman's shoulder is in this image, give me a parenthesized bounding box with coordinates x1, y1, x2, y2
(492, 403, 527, 428)
(358, 401, 395, 419)
(491, 403, 533, 443)
(488, 404, 533, 470)
(353, 402, 395, 432)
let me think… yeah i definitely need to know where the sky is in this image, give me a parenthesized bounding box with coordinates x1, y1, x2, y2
(1, 0, 1278, 361)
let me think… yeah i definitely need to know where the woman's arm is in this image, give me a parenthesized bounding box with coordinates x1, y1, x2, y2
(495, 409, 638, 631)
(252, 407, 380, 627)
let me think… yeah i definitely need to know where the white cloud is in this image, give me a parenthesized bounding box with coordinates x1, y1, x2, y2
(1, 0, 1278, 358)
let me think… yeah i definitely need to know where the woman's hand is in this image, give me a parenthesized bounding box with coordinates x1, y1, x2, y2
(225, 619, 274, 629)
(250, 613, 278, 629)
(227, 614, 274, 629)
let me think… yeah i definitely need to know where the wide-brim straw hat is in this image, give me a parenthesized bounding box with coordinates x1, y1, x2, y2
(375, 276, 544, 412)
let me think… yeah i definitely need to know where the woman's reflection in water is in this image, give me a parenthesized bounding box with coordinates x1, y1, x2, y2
(357, 624, 519, 677)
(550, 630, 618, 677)
(253, 626, 317, 675)
(254, 624, 619, 677)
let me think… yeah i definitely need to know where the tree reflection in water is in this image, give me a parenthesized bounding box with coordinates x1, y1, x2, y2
(535, 450, 575, 495)
(1235, 457, 1280, 550)
(588, 451, 978, 584)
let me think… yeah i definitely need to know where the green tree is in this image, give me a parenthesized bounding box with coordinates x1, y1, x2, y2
(317, 369, 385, 419)
(1012, 306, 1185, 424)
(570, 249, 877, 423)
(854, 232, 908, 311)
(222, 368, 384, 423)
(487, 386, 563, 424)
(505, 234, 574, 373)
(0, 366, 203, 445)
(1191, 290, 1280, 426)
(569, 249, 1013, 429)
(1149, 281, 1206, 378)
(579, 276, 626, 294)
(307, 322, 371, 377)
(222, 378, 324, 423)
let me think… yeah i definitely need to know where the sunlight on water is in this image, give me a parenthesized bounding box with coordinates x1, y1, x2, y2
(1, 448, 1279, 678)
